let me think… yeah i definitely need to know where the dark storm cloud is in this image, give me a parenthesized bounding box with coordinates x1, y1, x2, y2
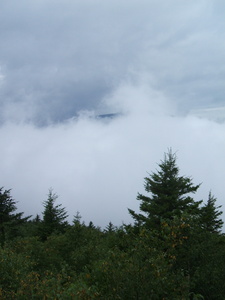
(0, 0, 225, 124)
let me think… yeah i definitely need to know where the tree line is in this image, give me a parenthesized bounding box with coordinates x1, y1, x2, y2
(0, 150, 224, 299)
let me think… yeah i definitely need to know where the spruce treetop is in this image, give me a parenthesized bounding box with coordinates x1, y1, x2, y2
(128, 150, 202, 230)
(40, 189, 68, 240)
(200, 191, 223, 233)
(0, 187, 30, 245)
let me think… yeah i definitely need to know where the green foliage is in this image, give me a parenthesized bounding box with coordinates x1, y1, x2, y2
(200, 191, 223, 233)
(0, 150, 225, 299)
(104, 221, 116, 233)
(0, 187, 30, 246)
(128, 150, 202, 230)
(0, 246, 35, 298)
(82, 228, 197, 299)
(39, 189, 69, 240)
(1, 221, 225, 299)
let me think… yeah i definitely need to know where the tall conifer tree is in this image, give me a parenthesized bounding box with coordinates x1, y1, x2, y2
(200, 191, 223, 233)
(0, 187, 29, 245)
(128, 150, 202, 230)
(40, 189, 68, 240)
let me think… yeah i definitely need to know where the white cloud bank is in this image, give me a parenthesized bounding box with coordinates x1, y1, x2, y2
(0, 0, 225, 228)
(0, 80, 225, 228)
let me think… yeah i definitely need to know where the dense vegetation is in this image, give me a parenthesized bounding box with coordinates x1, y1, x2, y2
(0, 150, 225, 299)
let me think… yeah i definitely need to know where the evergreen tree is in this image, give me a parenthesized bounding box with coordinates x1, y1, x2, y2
(104, 221, 116, 233)
(0, 187, 29, 245)
(128, 150, 202, 230)
(200, 191, 223, 233)
(40, 189, 68, 240)
(88, 221, 96, 229)
(73, 211, 82, 226)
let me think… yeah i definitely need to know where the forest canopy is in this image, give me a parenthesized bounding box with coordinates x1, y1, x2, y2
(0, 150, 224, 299)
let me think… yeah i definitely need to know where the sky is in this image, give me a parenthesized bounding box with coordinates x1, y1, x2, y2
(0, 0, 225, 228)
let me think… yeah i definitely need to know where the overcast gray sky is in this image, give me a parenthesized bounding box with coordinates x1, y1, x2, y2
(0, 0, 225, 227)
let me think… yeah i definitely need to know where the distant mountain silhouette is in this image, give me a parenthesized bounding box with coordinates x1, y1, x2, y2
(96, 113, 120, 119)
